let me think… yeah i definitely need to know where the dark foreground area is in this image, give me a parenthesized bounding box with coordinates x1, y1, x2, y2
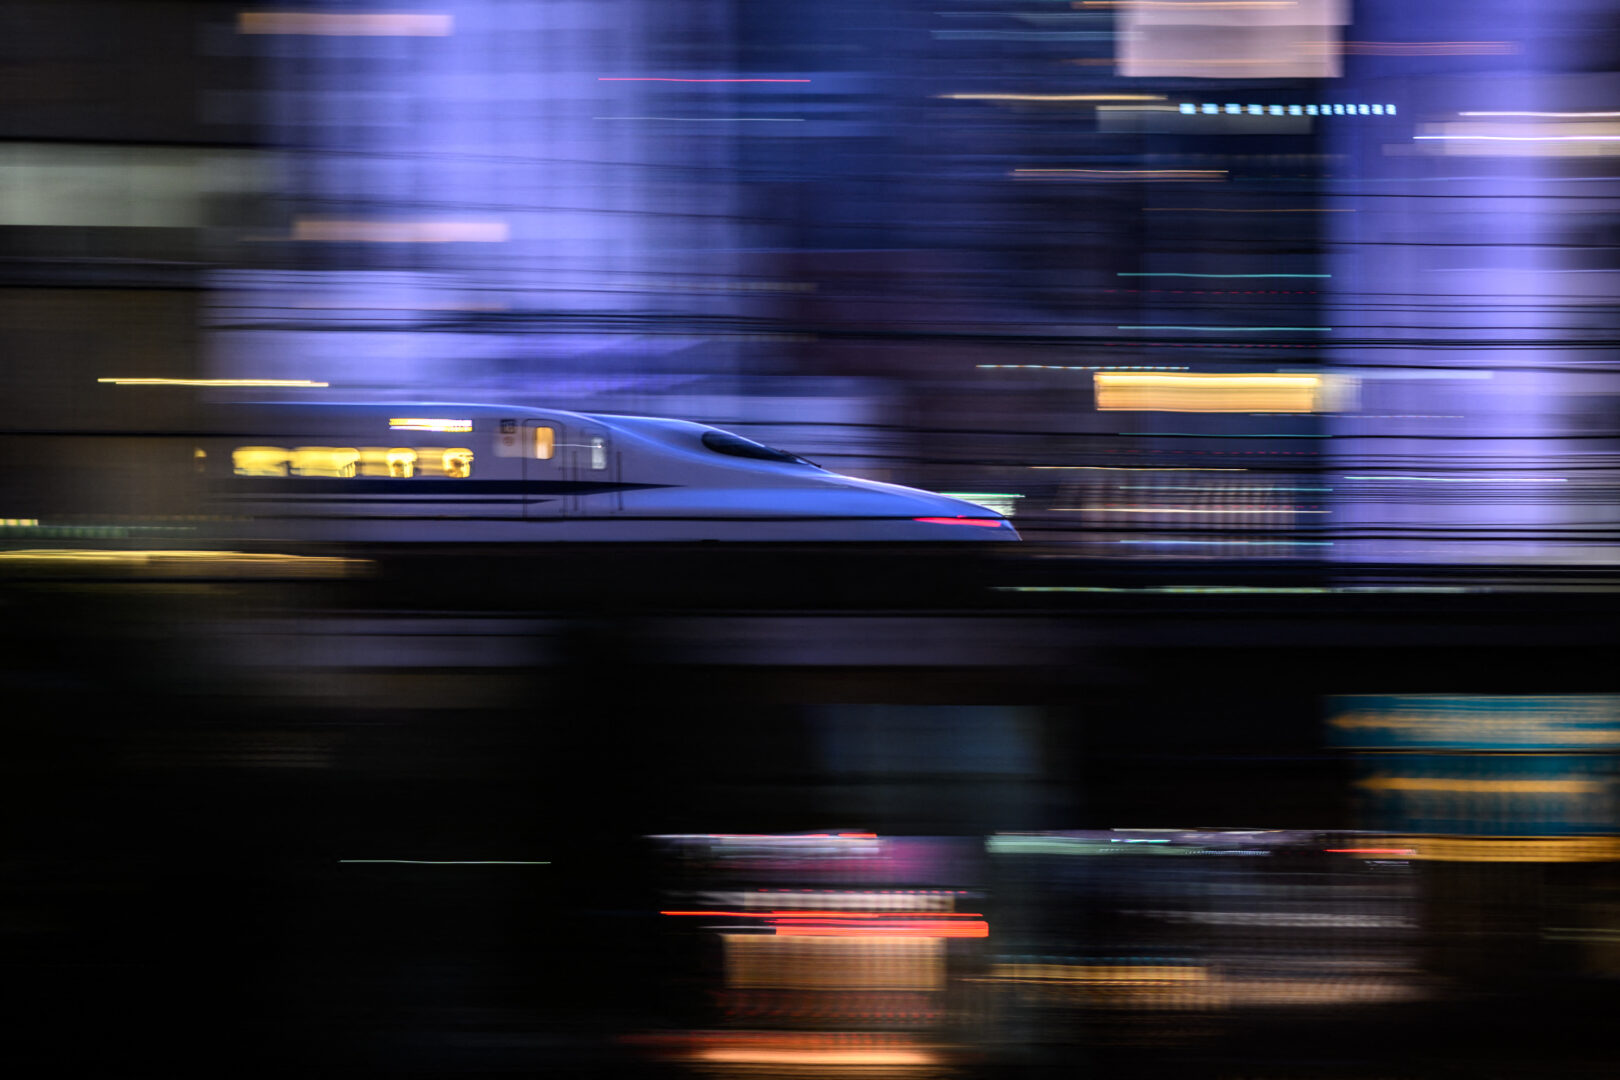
(5, 545, 1620, 1077)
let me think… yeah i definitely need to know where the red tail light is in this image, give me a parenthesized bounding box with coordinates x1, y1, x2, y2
(913, 516, 1005, 527)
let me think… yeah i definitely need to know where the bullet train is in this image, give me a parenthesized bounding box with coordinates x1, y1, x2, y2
(196, 402, 1020, 542)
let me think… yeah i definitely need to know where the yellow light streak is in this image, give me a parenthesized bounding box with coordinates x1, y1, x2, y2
(1358, 776, 1606, 794)
(389, 418, 473, 433)
(98, 378, 329, 387)
(1384, 836, 1620, 863)
(0, 549, 370, 576)
(1095, 372, 1330, 413)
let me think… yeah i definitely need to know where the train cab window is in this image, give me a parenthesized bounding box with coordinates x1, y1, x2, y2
(589, 436, 607, 470)
(533, 426, 555, 460)
(233, 446, 290, 476)
(441, 448, 474, 478)
(700, 429, 808, 465)
(290, 447, 360, 478)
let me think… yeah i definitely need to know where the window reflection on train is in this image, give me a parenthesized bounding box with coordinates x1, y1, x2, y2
(230, 445, 480, 480)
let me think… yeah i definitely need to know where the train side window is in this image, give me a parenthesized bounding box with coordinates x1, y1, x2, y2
(290, 447, 360, 478)
(233, 446, 290, 476)
(533, 426, 555, 460)
(359, 447, 417, 477)
(441, 448, 474, 478)
(589, 436, 606, 470)
(387, 449, 417, 477)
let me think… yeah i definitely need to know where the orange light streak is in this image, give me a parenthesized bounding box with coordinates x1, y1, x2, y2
(773, 922, 988, 938)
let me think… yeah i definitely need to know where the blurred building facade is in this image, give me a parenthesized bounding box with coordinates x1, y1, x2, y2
(6, 1, 1620, 559)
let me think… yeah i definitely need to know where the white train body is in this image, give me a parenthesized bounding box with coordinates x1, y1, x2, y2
(199, 402, 1020, 542)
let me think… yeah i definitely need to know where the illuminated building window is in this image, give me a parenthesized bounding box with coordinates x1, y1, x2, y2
(290, 447, 360, 478)
(441, 448, 474, 478)
(1094, 372, 1343, 413)
(233, 446, 290, 476)
(533, 426, 556, 460)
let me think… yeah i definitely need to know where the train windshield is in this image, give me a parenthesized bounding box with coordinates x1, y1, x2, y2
(701, 429, 814, 466)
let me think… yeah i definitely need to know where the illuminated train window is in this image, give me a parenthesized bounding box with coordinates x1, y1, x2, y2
(290, 447, 360, 477)
(534, 426, 555, 460)
(441, 448, 474, 478)
(232, 446, 473, 478)
(358, 448, 417, 477)
(232, 446, 290, 476)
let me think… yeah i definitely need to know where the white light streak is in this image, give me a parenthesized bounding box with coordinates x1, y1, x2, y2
(99, 378, 329, 387)
(1460, 111, 1620, 118)
(1342, 475, 1567, 482)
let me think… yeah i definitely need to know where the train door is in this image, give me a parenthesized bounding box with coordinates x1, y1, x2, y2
(520, 419, 564, 519)
(564, 422, 618, 516)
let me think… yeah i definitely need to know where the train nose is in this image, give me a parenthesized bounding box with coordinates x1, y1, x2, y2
(827, 476, 1021, 538)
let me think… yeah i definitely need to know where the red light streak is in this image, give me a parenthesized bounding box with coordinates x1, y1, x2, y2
(660, 911, 985, 919)
(913, 517, 1005, 527)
